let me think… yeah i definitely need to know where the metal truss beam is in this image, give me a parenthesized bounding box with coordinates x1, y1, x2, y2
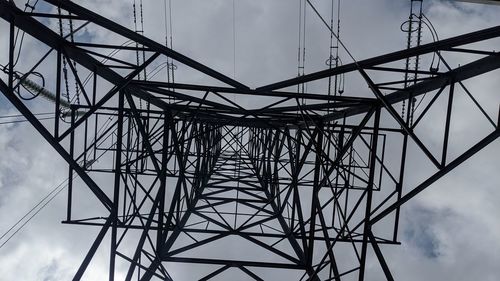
(0, 0, 498, 280)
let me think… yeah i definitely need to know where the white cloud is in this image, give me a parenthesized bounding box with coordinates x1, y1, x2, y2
(0, 0, 499, 280)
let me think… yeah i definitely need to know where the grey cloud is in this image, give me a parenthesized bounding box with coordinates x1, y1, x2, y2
(0, 0, 499, 280)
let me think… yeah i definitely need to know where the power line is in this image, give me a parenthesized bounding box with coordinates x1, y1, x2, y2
(0, 117, 53, 126)
(0, 114, 125, 250)
(232, 0, 237, 80)
(305, 0, 358, 65)
(0, 177, 72, 250)
(0, 6, 160, 242)
(0, 112, 52, 119)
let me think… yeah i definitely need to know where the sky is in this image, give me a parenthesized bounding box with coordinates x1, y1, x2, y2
(0, 0, 499, 280)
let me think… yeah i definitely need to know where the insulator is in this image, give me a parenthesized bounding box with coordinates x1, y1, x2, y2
(20, 76, 85, 117)
(20, 77, 70, 109)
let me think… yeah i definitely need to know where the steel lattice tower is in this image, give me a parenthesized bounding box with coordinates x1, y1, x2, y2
(0, 0, 499, 280)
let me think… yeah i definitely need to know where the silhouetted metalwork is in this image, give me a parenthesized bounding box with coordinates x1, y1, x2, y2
(0, 0, 499, 280)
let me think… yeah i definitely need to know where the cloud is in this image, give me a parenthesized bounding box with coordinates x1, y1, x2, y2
(0, 0, 499, 280)
(402, 204, 449, 259)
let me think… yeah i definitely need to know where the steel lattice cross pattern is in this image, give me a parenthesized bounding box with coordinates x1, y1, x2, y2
(0, 0, 499, 280)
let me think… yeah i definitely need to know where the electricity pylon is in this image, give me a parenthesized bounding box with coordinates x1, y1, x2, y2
(0, 0, 499, 280)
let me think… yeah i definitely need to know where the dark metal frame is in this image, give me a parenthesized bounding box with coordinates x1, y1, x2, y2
(0, 0, 498, 280)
